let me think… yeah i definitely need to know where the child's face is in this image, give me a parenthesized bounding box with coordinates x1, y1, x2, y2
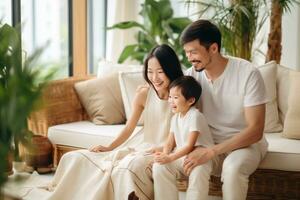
(168, 86, 193, 115)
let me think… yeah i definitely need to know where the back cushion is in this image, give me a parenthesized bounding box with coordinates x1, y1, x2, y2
(257, 61, 282, 132)
(277, 65, 293, 123)
(119, 71, 145, 125)
(282, 71, 300, 139)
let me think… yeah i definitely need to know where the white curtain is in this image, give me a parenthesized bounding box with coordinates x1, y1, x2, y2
(105, 0, 140, 64)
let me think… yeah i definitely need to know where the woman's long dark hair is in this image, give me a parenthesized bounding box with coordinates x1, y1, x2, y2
(143, 44, 184, 94)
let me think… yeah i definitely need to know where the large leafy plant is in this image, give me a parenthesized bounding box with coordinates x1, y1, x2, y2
(109, 0, 192, 67)
(0, 23, 55, 191)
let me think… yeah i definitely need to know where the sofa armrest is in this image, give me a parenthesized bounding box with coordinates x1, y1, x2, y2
(28, 76, 93, 136)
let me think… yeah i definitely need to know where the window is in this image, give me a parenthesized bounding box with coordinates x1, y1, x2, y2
(21, 0, 70, 78)
(87, 0, 107, 75)
(0, 0, 12, 25)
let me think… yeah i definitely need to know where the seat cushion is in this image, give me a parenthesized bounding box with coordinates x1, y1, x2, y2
(259, 133, 300, 171)
(48, 121, 143, 149)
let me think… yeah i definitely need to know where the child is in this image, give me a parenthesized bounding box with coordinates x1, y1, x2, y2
(153, 75, 214, 199)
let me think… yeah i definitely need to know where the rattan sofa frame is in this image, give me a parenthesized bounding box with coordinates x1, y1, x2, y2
(28, 76, 300, 200)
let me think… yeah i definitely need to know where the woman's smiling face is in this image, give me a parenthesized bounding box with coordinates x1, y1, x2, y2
(147, 57, 171, 92)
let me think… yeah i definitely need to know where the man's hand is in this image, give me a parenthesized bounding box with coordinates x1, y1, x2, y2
(154, 152, 172, 164)
(183, 147, 215, 175)
(89, 145, 113, 152)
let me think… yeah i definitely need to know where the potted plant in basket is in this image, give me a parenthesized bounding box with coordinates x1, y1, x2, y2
(0, 22, 55, 196)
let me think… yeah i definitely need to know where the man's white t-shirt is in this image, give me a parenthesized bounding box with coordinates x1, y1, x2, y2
(186, 56, 267, 143)
(170, 107, 214, 148)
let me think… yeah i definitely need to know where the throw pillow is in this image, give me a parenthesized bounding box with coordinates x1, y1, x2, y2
(74, 73, 125, 125)
(257, 61, 283, 132)
(282, 71, 300, 139)
(119, 71, 145, 125)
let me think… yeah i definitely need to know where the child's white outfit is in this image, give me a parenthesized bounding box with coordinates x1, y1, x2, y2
(171, 107, 214, 149)
(153, 107, 214, 200)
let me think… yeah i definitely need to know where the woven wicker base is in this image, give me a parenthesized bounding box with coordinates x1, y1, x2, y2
(53, 144, 82, 166)
(177, 169, 300, 200)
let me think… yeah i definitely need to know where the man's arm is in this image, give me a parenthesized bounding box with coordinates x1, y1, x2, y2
(183, 104, 265, 174)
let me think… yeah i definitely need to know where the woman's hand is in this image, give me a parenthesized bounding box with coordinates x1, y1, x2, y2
(89, 145, 113, 152)
(154, 152, 172, 164)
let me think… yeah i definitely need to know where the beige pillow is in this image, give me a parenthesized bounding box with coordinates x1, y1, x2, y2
(257, 61, 283, 132)
(74, 73, 125, 125)
(282, 71, 300, 139)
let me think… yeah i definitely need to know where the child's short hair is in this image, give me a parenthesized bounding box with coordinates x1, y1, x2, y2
(169, 76, 202, 106)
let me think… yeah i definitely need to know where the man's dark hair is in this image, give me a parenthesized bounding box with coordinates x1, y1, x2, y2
(143, 44, 184, 88)
(180, 19, 221, 52)
(169, 76, 202, 106)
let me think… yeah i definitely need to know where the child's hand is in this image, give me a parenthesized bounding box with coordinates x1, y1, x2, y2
(89, 145, 112, 152)
(154, 152, 172, 164)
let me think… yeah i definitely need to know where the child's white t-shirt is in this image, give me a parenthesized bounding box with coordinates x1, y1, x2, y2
(170, 107, 214, 148)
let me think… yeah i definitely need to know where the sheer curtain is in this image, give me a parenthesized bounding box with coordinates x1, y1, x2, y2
(105, 0, 140, 64)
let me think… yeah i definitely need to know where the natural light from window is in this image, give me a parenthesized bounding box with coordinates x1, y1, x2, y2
(0, 0, 12, 25)
(21, 0, 69, 78)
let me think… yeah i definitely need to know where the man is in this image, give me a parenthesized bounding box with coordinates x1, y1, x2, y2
(153, 19, 268, 200)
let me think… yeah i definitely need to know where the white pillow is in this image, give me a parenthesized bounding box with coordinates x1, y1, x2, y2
(257, 61, 283, 132)
(119, 71, 145, 125)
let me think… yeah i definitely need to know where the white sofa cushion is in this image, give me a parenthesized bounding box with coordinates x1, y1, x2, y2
(259, 133, 300, 171)
(119, 71, 145, 125)
(257, 61, 282, 132)
(48, 121, 142, 149)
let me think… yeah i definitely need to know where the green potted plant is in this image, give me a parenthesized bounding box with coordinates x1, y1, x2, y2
(109, 0, 192, 67)
(0, 22, 55, 194)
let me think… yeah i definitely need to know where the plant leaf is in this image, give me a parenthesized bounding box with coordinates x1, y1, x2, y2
(118, 44, 138, 63)
(107, 21, 145, 31)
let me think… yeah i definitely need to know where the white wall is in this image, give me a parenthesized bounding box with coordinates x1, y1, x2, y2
(105, 0, 140, 64)
(281, 4, 300, 70)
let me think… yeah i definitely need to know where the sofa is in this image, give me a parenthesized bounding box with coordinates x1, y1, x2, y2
(27, 61, 300, 199)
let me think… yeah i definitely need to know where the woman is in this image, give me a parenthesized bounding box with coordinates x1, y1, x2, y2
(46, 44, 184, 200)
